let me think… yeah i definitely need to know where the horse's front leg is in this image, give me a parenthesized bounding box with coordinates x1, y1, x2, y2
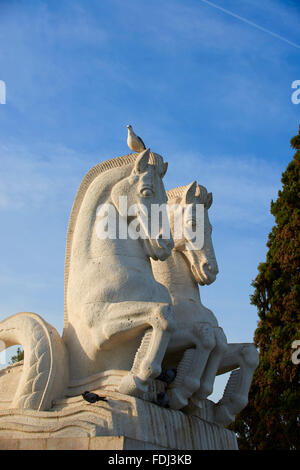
(167, 323, 216, 410)
(213, 343, 259, 425)
(103, 301, 175, 398)
(189, 327, 228, 404)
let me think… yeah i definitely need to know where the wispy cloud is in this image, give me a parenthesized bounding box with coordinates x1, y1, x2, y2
(0, 144, 90, 210)
(0, 1, 108, 46)
(199, 0, 300, 50)
(0, 141, 283, 228)
(0, 1, 109, 112)
(166, 151, 283, 229)
(112, 0, 299, 56)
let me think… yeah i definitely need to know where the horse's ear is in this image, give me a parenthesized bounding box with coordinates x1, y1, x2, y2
(206, 192, 213, 209)
(134, 148, 150, 174)
(161, 161, 168, 178)
(184, 181, 197, 204)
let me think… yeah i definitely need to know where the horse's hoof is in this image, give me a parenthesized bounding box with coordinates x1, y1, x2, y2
(213, 403, 234, 426)
(167, 388, 188, 410)
(118, 373, 148, 398)
(184, 376, 200, 394)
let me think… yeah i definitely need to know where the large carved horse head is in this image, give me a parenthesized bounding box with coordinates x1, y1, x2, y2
(110, 148, 173, 261)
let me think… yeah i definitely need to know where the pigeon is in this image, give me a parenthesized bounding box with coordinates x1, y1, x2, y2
(156, 369, 177, 385)
(126, 125, 146, 153)
(155, 392, 170, 408)
(82, 391, 108, 404)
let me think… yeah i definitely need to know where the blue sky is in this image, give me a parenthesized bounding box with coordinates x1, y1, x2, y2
(0, 0, 299, 400)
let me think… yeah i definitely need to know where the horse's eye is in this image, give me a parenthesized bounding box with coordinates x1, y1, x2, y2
(141, 188, 153, 197)
(186, 219, 196, 228)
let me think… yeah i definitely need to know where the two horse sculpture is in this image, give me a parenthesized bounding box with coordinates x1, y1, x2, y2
(0, 148, 258, 425)
(151, 182, 259, 424)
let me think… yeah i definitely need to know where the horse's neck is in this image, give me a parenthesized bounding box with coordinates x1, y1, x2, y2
(152, 251, 219, 327)
(152, 251, 200, 301)
(89, 198, 151, 266)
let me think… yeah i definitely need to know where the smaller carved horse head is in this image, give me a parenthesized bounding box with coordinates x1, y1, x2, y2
(167, 181, 218, 285)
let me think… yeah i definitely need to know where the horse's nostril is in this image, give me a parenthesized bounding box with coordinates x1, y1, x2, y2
(203, 262, 217, 277)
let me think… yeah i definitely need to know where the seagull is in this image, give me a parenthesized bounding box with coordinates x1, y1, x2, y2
(126, 125, 146, 153)
(82, 391, 108, 404)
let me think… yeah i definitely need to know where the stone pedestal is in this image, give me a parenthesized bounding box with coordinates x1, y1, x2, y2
(0, 390, 238, 450)
(0, 436, 169, 450)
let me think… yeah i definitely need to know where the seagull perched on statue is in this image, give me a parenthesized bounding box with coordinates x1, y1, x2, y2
(127, 124, 146, 153)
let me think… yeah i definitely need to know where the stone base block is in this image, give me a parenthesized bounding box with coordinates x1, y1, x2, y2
(0, 436, 170, 450)
(0, 390, 238, 450)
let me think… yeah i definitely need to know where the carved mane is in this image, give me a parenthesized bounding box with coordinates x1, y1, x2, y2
(63, 152, 164, 331)
(167, 184, 212, 208)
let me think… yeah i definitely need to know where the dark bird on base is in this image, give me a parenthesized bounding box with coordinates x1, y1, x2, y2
(82, 391, 108, 404)
(156, 392, 170, 408)
(156, 368, 177, 385)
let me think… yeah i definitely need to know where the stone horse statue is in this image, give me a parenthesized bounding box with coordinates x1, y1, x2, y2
(63, 148, 175, 399)
(151, 182, 259, 424)
(0, 149, 175, 409)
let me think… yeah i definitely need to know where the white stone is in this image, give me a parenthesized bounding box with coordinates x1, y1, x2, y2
(0, 312, 68, 410)
(151, 182, 259, 424)
(0, 389, 238, 450)
(63, 148, 174, 398)
(0, 146, 259, 449)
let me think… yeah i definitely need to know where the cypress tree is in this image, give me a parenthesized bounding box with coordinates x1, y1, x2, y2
(228, 127, 300, 450)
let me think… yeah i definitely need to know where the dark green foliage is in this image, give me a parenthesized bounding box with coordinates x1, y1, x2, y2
(290, 126, 300, 150)
(10, 347, 24, 364)
(228, 127, 300, 450)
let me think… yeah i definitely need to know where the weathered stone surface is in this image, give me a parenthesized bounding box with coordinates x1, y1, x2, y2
(0, 390, 237, 450)
(0, 146, 258, 450)
(151, 183, 259, 424)
(0, 436, 170, 450)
